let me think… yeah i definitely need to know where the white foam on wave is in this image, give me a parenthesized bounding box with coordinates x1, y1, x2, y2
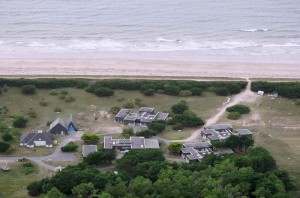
(67, 39, 125, 50)
(156, 37, 182, 43)
(240, 28, 269, 32)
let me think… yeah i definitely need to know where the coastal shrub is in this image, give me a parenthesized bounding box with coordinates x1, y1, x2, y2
(251, 81, 300, 99)
(136, 129, 157, 138)
(81, 133, 100, 144)
(0, 141, 10, 152)
(148, 121, 166, 133)
(171, 101, 188, 114)
(21, 85, 36, 95)
(84, 150, 116, 165)
(143, 89, 155, 96)
(10, 114, 28, 128)
(61, 142, 78, 152)
(227, 112, 241, 120)
(65, 96, 76, 103)
(168, 142, 183, 154)
(170, 114, 204, 127)
(122, 128, 134, 138)
(49, 90, 58, 95)
(2, 132, 13, 141)
(164, 85, 180, 96)
(60, 90, 68, 95)
(190, 87, 202, 96)
(22, 162, 35, 175)
(179, 90, 193, 97)
(59, 95, 66, 100)
(54, 107, 62, 113)
(95, 87, 114, 97)
(215, 87, 230, 96)
(27, 109, 37, 118)
(123, 102, 134, 109)
(226, 104, 250, 114)
(39, 100, 49, 106)
(110, 106, 121, 115)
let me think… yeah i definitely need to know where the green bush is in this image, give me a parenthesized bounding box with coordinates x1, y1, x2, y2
(149, 121, 166, 133)
(49, 90, 58, 95)
(110, 106, 121, 115)
(60, 90, 68, 95)
(81, 134, 100, 144)
(10, 114, 28, 128)
(54, 107, 62, 112)
(171, 101, 188, 114)
(227, 112, 241, 120)
(2, 132, 13, 141)
(143, 89, 155, 96)
(21, 85, 36, 95)
(59, 95, 66, 100)
(84, 150, 115, 165)
(168, 142, 183, 154)
(65, 96, 76, 103)
(123, 102, 134, 109)
(136, 129, 157, 138)
(22, 162, 35, 175)
(226, 104, 250, 114)
(179, 90, 193, 97)
(190, 87, 202, 96)
(39, 100, 49, 106)
(95, 87, 114, 97)
(0, 141, 10, 152)
(27, 109, 37, 118)
(61, 142, 78, 152)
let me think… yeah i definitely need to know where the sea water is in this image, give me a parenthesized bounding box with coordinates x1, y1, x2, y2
(0, 0, 299, 62)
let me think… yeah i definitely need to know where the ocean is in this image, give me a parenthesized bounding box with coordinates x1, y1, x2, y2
(0, 0, 300, 62)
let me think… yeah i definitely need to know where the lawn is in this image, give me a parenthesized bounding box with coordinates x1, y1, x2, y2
(217, 96, 300, 195)
(0, 87, 226, 155)
(0, 162, 53, 198)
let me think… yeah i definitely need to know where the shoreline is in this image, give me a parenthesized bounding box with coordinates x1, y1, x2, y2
(0, 58, 299, 79)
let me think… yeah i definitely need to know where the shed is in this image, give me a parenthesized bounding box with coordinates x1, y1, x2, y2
(67, 114, 79, 131)
(82, 145, 98, 157)
(257, 91, 264, 96)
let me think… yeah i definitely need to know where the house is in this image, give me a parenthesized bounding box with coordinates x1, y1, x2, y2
(104, 136, 159, 151)
(115, 107, 169, 127)
(82, 145, 98, 157)
(20, 130, 54, 148)
(202, 124, 233, 142)
(236, 129, 253, 139)
(49, 117, 68, 135)
(180, 141, 213, 163)
(67, 114, 79, 131)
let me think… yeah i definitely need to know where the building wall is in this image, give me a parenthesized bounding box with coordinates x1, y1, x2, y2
(34, 141, 46, 146)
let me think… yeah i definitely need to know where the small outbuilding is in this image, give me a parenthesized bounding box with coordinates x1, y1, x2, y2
(82, 145, 98, 157)
(50, 117, 68, 135)
(236, 129, 253, 139)
(257, 90, 264, 96)
(67, 114, 79, 132)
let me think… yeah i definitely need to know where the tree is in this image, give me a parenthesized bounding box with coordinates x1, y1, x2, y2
(42, 187, 66, 198)
(21, 85, 36, 95)
(2, 132, 13, 141)
(72, 182, 98, 198)
(122, 128, 134, 138)
(171, 101, 188, 114)
(128, 176, 153, 197)
(104, 178, 126, 198)
(168, 142, 183, 154)
(226, 105, 250, 114)
(0, 141, 10, 152)
(84, 150, 115, 165)
(61, 142, 78, 152)
(95, 87, 114, 97)
(10, 114, 28, 128)
(27, 181, 43, 196)
(81, 134, 100, 144)
(247, 147, 277, 173)
(143, 89, 155, 96)
(148, 121, 166, 133)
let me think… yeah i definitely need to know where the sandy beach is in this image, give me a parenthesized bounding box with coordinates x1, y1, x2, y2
(0, 58, 299, 79)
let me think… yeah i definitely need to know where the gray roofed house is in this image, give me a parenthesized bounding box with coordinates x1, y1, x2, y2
(183, 141, 212, 150)
(204, 124, 233, 132)
(115, 107, 169, 127)
(49, 117, 68, 135)
(82, 145, 98, 157)
(20, 130, 54, 148)
(104, 136, 159, 151)
(236, 129, 253, 138)
(181, 141, 213, 162)
(67, 114, 79, 131)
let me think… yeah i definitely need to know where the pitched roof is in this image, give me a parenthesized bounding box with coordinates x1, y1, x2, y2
(67, 114, 79, 129)
(50, 117, 67, 129)
(20, 131, 54, 146)
(82, 145, 98, 157)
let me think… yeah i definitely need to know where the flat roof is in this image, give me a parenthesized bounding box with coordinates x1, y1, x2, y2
(204, 124, 232, 131)
(236, 129, 252, 135)
(116, 109, 132, 118)
(130, 136, 145, 149)
(155, 112, 169, 120)
(139, 107, 155, 113)
(82, 145, 98, 157)
(184, 141, 212, 149)
(145, 139, 160, 148)
(104, 136, 112, 149)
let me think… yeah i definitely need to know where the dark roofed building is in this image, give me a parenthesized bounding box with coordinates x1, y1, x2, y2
(236, 129, 253, 139)
(181, 141, 213, 163)
(115, 107, 169, 127)
(202, 124, 233, 142)
(82, 145, 98, 157)
(67, 114, 79, 131)
(20, 130, 54, 148)
(50, 117, 68, 135)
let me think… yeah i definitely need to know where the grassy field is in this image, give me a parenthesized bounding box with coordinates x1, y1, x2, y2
(0, 87, 226, 156)
(218, 96, 300, 194)
(0, 162, 53, 198)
